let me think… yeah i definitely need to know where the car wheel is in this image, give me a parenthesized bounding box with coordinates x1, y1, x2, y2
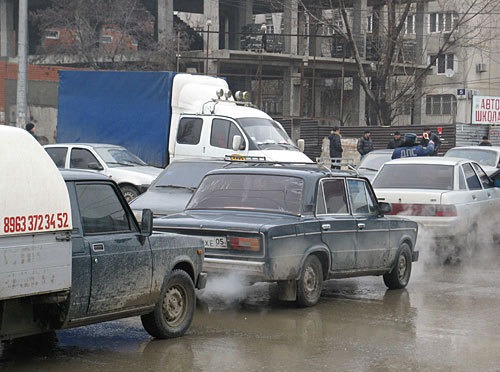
(120, 185, 139, 203)
(296, 255, 323, 307)
(141, 270, 195, 339)
(383, 243, 412, 290)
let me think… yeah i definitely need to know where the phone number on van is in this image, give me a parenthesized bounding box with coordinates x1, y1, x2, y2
(2, 213, 70, 233)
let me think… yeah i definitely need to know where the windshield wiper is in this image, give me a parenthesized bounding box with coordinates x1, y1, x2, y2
(106, 161, 135, 167)
(156, 184, 196, 191)
(358, 167, 379, 172)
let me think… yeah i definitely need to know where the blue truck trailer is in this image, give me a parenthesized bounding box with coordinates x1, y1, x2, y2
(57, 70, 310, 168)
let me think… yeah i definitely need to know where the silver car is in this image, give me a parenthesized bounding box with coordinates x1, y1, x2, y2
(444, 146, 500, 176)
(372, 157, 500, 260)
(357, 149, 394, 181)
(44, 143, 162, 202)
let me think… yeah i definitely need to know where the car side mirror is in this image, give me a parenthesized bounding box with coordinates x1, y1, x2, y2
(297, 139, 305, 152)
(232, 135, 243, 151)
(140, 209, 153, 237)
(88, 162, 104, 171)
(378, 202, 392, 215)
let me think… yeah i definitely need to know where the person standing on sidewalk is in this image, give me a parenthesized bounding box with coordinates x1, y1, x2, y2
(357, 129, 374, 160)
(328, 126, 343, 169)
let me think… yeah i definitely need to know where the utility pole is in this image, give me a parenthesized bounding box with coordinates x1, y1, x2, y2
(16, 0, 28, 128)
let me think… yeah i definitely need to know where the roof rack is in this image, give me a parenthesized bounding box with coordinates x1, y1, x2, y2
(316, 157, 359, 175)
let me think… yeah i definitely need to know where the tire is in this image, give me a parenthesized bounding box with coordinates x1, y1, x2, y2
(296, 255, 323, 307)
(141, 270, 195, 339)
(120, 185, 139, 203)
(383, 243, 412, 289)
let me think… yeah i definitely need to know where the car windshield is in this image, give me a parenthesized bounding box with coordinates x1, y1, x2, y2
(445, 148, 498, 167)
(95, 147, 147, 167)
(237, 118, 296, 150)
(153, 162, 225, 189)
(358, 152, 392, 171)
(373, 164, 455, 190)
(187, 174, 304, 215)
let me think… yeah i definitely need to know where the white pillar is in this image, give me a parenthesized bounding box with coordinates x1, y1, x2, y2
(158, 0, 174, 44)
(204, 0, 219, 53)
(283, 0, 298, 54)
(351, 0, 367, 126)
(0, 0, 15, 57)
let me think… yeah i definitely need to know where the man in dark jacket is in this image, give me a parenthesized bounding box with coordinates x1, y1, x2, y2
(421, 127, 441, 155)
(479, 136, 492, 146)
(392, 133, 435, 159)
(387, 131, 402, 149)
(357, 129, 374, 160)
(328, 126, 343, 169)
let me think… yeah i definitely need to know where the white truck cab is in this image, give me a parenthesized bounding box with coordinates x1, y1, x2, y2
(0, 126, 72, 301)
(169, 74, 311, 163)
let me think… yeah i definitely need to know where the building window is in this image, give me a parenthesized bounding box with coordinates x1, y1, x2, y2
(429, 12, 458, 33)
(45, 30, 59, 39)
(366, 15, 373, 33)
(426, 95, 457, 115)
(404, 14, 415, 34)
(101, 35, 113, 43)
(430, 53, 456, 74)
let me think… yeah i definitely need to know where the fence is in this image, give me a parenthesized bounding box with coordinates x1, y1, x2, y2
(278, 119, 457, 160)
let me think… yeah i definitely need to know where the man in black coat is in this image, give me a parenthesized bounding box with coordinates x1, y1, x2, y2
(387, 131, 402, 149)
(328, 126, 343, 169)
(357, 129, 374, 160)
(421, 127, 442, 155)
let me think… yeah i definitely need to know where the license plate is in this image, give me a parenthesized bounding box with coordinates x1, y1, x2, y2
(202, 236, 227, 249)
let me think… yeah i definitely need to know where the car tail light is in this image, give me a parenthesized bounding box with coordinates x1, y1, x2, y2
(229, 237, 260, 252)
(435, 205, 457, 217)
(388, 203, 457, 217)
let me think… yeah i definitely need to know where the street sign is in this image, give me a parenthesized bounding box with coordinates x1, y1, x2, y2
(472, 95, 500, 124)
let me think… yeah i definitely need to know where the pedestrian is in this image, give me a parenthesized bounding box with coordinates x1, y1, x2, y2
(25, 120, 42, 143)
(478, 135, 492, 146)
(421, 127, 441, 155)
(391, 133, 435, 159)
(328, 126, 343, 169)
(387, 131, 402, 149)
(357, 129, 374, 160)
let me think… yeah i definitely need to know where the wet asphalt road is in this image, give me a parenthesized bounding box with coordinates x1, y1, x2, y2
(1, 246, 500, 372)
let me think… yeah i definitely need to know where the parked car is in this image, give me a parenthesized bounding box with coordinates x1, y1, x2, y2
(372, 157, 500, 260)
(444, 146, 500, 176)
(44, 143, 162, 202)
(154, 164, 419, 307)
(357, 149, 394, 181)
(130, 159, 230, 220)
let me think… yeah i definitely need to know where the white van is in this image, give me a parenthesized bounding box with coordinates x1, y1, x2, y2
(0, 126, 72, 301)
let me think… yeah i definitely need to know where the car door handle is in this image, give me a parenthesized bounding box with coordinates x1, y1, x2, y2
(472, 195, 477, 200)
(488, 193, 492, 198)
(92, 243, 105, 252)
(357, 223, 366, 230)
(321, 224, 331, 231)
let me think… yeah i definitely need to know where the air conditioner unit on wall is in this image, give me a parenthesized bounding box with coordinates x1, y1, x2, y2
(476, 63, 487, 73)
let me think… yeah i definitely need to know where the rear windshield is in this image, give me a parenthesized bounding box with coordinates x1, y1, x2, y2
(153, 162, 225, 189)
(445, 148, 498, 167)
(187, 174, 304, 215)
(373, 164, 454, 190)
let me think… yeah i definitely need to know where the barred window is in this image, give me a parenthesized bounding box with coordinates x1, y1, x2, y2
(426, 95, 457, 115)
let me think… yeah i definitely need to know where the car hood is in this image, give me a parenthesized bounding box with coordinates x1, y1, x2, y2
(107, 166, 162, 184)
(154, 210, 302, 233)
(248, 149, 312, 163)
(130, 188, 193, 217)
(357, 169, 377, 181)
(481, 165, 497, 176)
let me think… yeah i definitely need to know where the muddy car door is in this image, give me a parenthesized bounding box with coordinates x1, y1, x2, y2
(316, 178, 357, 270)
(347, 178, 390, 269)
(75, 182, 153, 314)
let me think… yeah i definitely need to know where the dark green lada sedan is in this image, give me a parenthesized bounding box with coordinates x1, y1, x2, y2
(154, 164, 418, 307)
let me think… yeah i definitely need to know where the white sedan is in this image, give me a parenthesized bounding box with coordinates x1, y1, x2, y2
(372, 157, 500, 259)
(444, 146, 500, 176)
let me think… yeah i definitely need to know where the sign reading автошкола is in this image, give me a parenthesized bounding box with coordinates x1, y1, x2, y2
(472, 95, 500, 124)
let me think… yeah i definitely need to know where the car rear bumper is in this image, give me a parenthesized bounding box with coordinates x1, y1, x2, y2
(402, 216, 467, 238)
(203, 258, 266, 280)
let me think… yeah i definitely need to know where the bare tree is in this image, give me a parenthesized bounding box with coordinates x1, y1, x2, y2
(296, 0, 497, 125)
(31, 0, 190, 70)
